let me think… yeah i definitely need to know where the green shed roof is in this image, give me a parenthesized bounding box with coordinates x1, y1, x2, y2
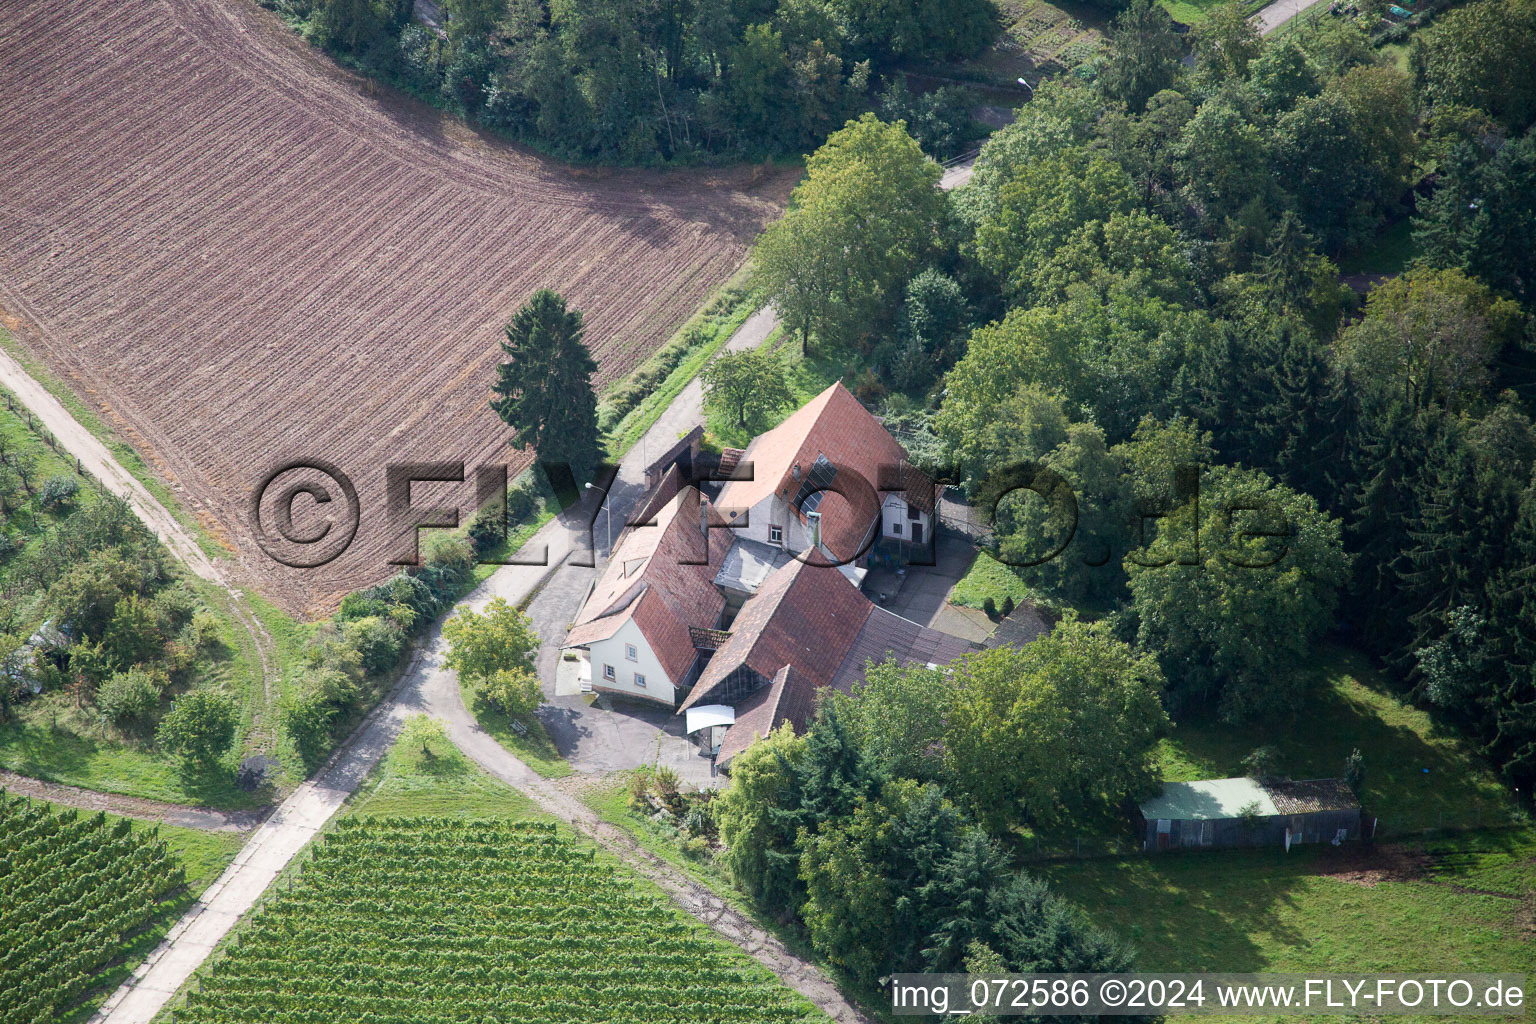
(1139, 778, 1279, 821)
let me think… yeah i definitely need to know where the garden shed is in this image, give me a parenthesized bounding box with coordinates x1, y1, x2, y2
(1138, 777, 1362, 852)
(1, 619, 72, 696)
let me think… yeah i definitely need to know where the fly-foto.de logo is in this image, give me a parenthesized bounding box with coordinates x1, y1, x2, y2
(249, 457, 1295, 572)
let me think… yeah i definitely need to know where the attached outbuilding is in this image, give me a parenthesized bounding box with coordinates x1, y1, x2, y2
(1138, 777, 1362, 852)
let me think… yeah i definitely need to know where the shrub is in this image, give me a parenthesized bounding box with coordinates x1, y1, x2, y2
(478, 666, 542, 717)
(683, 800, 716, 840)
(681, 836, 711, 860)
(97, 666, 164, 726)
(189, 611, 225, 653)
(654, 765, 682, 812)
(1241, 744, 1284, 779)
(283, 690, 338, 770)
(157, 690, 238, 765)
(38, 475, 79, 511)
(0, 530, 15, 557)
(103, 594, 164, 670)
(342, 615, 405, 676)
(628, 766, 655, 811)
(150, 585, 196, 634)
(982, 596, 998, 620)
(1001, 595, 1016, 617)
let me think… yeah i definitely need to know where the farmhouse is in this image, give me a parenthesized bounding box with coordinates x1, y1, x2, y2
(563, 485, 735, 705)
(562, 382, 976, 755)
(681, 559, 974, 764)
(713, 382, 936, 588)
(1138, 777, 1363, 852)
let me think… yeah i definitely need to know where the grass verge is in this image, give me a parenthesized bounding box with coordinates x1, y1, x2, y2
(345, 715, 542, 819)
(457, 677, 572, 779)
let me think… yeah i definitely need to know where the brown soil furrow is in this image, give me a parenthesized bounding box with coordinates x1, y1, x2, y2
(0, 0, 795, 613)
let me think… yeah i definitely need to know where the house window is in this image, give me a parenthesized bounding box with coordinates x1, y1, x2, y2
(624, 643, 637, 662)
(907, 504, 921, 520)
(604, 664, 616, 681)
(891, 522, 902, 536)
(769, 524, 783, 544)
(634, 673, 646, 688)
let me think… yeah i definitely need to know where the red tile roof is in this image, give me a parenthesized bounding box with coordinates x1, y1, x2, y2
(717, 383, 925, 563)
(565, 485, 733, 684)
(679, 559, 874, 712)
(716, 665, 816, 765)
(829, 606, 979, 693)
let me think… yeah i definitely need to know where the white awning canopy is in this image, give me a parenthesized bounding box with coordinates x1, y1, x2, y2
(685, 705, 735, 734)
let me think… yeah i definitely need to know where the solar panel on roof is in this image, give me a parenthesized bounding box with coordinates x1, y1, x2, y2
(793, 454, 838, 512)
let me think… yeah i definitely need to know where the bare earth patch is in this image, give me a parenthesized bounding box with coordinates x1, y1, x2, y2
(0, 0, 794, 614)
(1310, 843, 1430, 888)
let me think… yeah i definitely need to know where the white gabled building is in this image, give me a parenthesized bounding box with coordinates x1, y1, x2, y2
(561, 481, 734, 706)
(713, 383, 935, 588)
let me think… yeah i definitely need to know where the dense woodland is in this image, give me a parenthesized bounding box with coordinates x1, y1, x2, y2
(267, 0, 998, 161)
(723, 0, 1536, 981)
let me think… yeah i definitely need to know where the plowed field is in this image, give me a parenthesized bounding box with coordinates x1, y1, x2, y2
(0, 0, 792, 613)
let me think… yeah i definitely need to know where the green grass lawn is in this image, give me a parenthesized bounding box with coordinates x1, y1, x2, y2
(345, 715, 541, 820)
(947, 549, 1034, 611)
(1041, 830, 1536, 986)
(0, 716, 272, 811)
(456, 677, 572, 779)
(1155, 646, 1517, 835)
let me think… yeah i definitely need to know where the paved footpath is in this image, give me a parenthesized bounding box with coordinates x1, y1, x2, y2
(1253, 0, 1329, 33)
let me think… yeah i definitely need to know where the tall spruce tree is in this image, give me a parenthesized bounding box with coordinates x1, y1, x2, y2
(490, 289, 600, 480)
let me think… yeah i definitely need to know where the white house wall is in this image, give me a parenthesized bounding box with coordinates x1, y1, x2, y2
(587, 617, 676, 706)
(880, 494, 931, 542)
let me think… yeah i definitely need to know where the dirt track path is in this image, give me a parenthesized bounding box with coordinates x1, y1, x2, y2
(0, 345, 282, 747)
(0, 771, 266, 833)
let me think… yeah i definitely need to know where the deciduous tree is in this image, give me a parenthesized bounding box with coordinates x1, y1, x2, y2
(701, 349, 795, 429)
(752, 115, 944, 353)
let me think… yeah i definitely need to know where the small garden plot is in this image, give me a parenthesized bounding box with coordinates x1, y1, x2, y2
(176, 818, 820, 1024)
(960, 0, 1107, 82)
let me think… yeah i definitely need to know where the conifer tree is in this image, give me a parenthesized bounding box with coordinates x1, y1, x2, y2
(490, 289, 600, 480)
